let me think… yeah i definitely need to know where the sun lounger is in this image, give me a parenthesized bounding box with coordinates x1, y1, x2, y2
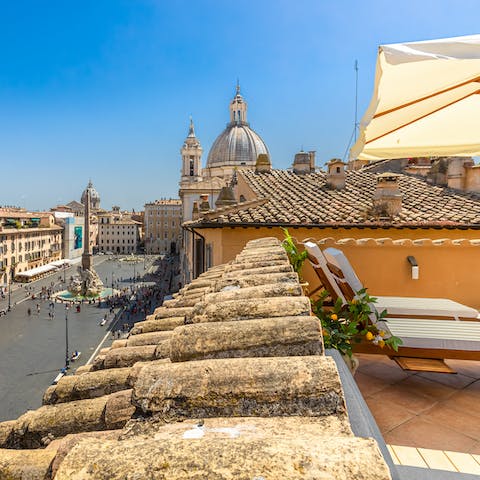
(304, 241, 480, 368)
(304, 242, 479, 321)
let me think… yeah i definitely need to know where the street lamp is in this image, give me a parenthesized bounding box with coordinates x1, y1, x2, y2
(7, 270, 11, 312)
(65, 305, 70, 370)
(7, 265, 14, 312)
(111, 272, 114, 293)
(63, 262, 67, 284)
(133, 262, 136, 291)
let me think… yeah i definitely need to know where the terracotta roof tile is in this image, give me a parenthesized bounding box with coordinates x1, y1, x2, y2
(188, 169, 480, 228)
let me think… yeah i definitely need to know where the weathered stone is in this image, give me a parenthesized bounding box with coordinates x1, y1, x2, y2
(120, 415, 352, 440)
(75, 364, 93, 375)
(126, 359, 171, 387)
(222, 264, 293, 277)
(193, 296, 311, 323)
(11, 395, 111, 448)
(153, 306, 194, 319)
(43, 368, 132, 404)
(166, 292, 207, 307)
(125, 330, 172, 347)
(55, 434, 390, 480)
(170, 316, 323, 362)
(133, 356, 345, 418)
(233, 255, 288, 266)
(203, 282, 302, 304)
(181, 279, 214, 291)
(110, 339, 128, 349)
(102, 345, 158, 369)
(226, 259, 288, 271)
(0, 448, 57, 480)
(215, 271, 299, 289)
(104, 390, 135, 429)
(49, 430, 121, 478)
(91, 354, 106, 370)
(0, 421, 15, 448)
(246, 237, 281, 246)
(129, 316, 184, 334)
(99, 347, 111, 356)
(237, 244, 284, 251)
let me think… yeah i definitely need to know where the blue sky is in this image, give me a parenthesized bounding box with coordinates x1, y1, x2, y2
(1, 0, 479, 211)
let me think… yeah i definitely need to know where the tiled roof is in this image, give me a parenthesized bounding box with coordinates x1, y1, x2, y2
(0, 237, 391, 478)
(189, 169, 480, 228)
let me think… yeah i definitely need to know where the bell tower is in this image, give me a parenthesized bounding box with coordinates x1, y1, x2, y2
(181, 117, 203, 183)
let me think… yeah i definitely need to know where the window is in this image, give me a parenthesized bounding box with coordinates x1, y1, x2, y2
(189, 157, 195, 176)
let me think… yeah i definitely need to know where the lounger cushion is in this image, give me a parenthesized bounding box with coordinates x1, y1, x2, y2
(379, 318, 480, 351)
(376, 296, 479, 320)
(323, 248, 479, 320)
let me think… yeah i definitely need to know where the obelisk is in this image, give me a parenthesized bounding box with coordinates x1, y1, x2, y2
(82, 188, 93, 271)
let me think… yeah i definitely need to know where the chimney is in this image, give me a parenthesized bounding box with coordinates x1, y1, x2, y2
(255, 153, 271, 173)
(447, 157, 474, 190)
(292, 151, 312, 175)
(199, 194, 210, 213)
(192, 201, 199, 220)
(372, 172, 403, 217)
(308, 151, 316, 171)
(215, 186, 237, 207)
(326, 158, 346, 189)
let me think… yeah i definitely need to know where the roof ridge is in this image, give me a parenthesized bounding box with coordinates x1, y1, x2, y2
(192, 197, 270, 222)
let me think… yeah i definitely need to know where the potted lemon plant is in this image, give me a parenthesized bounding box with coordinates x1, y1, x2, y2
(312, 289, 402, 374)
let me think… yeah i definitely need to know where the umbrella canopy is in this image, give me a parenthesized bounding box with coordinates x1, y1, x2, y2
(350, 34, 480, 161)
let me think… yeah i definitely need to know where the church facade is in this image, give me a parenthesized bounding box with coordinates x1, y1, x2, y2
(179, 85, 270, 282)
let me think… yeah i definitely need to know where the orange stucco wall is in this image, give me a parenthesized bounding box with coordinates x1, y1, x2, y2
(196, 226, 480, 309)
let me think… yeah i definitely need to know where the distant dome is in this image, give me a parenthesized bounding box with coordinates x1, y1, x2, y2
(206, 84, 270, 168)
(81, 180, 101, 209)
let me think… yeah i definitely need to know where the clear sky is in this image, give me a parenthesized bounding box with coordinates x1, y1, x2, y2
(1, 0, 479, 211)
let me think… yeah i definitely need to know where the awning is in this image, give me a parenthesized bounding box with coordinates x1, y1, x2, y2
(16, 264, 58, 278)
(350, 34, 480, 161)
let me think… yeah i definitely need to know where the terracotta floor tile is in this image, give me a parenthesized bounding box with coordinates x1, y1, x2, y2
(468, 442, 480, 455)
(364, 396, 415, 433)
(354, 371, 389, 398)
(383, 417, 478, 452)
(357, 360, 412, 384)
(417, 371, 476, 389)
(442, 390, 480, 419)
(356, 353, 393, 366)
(374, 384, 439, 414)
(464, 379, 480, 393)
(446, 360, 480, 379)
(423, 403, 480, 441)
(397, 375, 456, 401)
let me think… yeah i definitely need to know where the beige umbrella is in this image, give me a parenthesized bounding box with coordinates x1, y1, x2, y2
(350, 34, 480, 161)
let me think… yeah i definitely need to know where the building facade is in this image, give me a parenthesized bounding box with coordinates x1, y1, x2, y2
(0, 209, 63, 287)
(97, 209, 141, 254)
(144, 199, 182, 254)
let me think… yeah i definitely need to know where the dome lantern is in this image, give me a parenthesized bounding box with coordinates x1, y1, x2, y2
(81, 180, 101, 210)
(205, 84, 270, 175)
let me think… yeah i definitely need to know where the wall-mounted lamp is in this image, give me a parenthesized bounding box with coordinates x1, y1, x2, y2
(407, 255, 419, 280)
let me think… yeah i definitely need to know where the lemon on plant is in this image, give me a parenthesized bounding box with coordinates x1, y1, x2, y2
(378, 339, 385, 348)
(365, 331, 374, 341)
(330, 313, 338, 321)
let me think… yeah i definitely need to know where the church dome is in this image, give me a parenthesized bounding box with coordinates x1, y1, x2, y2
(207, 124, 269, 167)
(206, 85, 270, 168)
(81, 180, 101, 209)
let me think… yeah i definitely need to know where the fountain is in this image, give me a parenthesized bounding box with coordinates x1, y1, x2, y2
(56, 186, 113, 301)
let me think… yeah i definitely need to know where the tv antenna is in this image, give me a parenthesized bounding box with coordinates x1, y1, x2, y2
(342, 60, 360, 161)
